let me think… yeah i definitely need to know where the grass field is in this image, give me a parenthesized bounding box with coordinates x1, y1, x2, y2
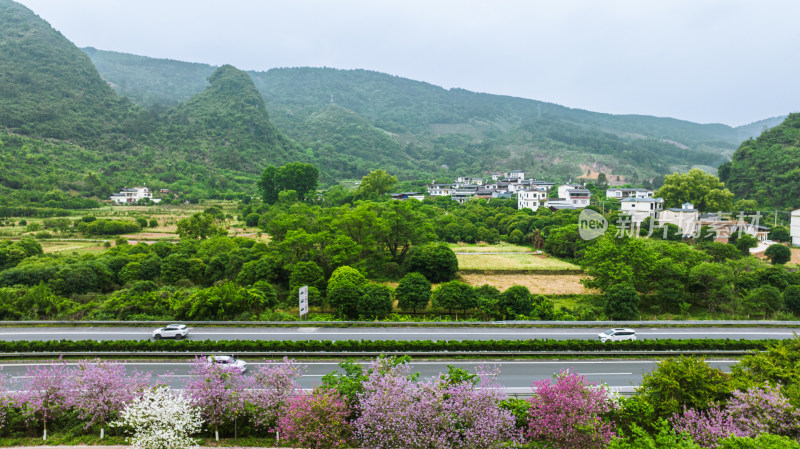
(459, 273, 598, 295)
(39, 239, 108, 255)
(449, 243, 581, 271)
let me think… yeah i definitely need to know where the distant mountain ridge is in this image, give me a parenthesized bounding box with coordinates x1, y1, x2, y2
(83, 48, 786, 180)
(0, 0, 790, 204)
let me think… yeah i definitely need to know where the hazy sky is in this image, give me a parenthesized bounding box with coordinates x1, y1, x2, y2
(15, 0, 800, 126)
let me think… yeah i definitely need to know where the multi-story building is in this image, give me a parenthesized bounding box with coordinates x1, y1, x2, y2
(109, 187, 160, 204)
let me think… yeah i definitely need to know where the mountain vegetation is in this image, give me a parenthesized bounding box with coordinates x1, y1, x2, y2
(0, 0, 790, 204)
(82, 48, 786, 183)
(721, 113, 800, 209)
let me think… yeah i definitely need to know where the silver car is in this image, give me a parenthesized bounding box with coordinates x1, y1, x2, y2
(152, 324, 190, 340)
(206, 355, 247, 373)
(598, 328, 637, 342)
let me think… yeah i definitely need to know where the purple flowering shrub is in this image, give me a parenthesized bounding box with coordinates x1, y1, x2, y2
(672, 384, 800, 448)
(68, 359, 150, 438)
(277, 388, 353, 449)
(14, 359, 71, 440)
(245, 357, 303, 432)
(184, 356, 248, 441)
(354, 358, 519, 448)
(525, 369, 617, 449)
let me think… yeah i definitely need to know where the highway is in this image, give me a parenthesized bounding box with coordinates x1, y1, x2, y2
(0, 358, 738, 394)
(0, 326, 794, 341)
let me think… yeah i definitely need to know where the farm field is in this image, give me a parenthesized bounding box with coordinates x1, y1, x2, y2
(459, 273, 598, 295)
(449, 243, 581, 271)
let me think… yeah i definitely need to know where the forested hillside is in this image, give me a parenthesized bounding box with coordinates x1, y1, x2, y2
(721, 113, 800, 208)
(0, 0, 788, 201)
(0, 1, 302, 201)
(0, 0, 133, 143)
(85, 49, 786, 181)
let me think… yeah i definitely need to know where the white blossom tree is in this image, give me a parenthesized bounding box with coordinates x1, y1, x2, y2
(112, 386, 202, 449)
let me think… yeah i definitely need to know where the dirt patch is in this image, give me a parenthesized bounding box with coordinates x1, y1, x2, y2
(459, 273, 599, 295)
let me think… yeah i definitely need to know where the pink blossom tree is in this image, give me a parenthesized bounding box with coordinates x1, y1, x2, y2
(245, 357, 303, 433)
(276, 388, 353, 449)
(15, 359, 71, 440)
(671, 384, 800, 448)
(525, 369, 617, 449)
(354, 358, 519, 448)
(184, 356, 247, 441)
(68, 359, 150, 439)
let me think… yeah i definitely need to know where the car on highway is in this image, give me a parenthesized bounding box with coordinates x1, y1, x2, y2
(206, 355, 247, 373)
(598, 328, 637, 342)
(152, 324, 190, 340)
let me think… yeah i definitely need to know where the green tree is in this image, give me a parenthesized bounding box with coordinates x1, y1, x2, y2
(741, 285, 782, 318)
(784, 285, 800, 316)
(637, 356, 732, 419)
(656, 168, 734, 212)
(582, 232, 656, 293)
(395, 272, 431, 313)
(498, 285, 533, 318)
(176, 212, 226, 240)
(258, 162, 319, 203)
(688, 262, 734, 312)
(275, 162, 319, 201)
(326, 266, 367, 319)
(258, 165, 279, 204)
(604, 282, 640, 320)
(355, 169, 397, 199)
(764, 244, 791, 265)
(734, 234, 758, 256)
(431, 280, 477, 315)
(768, 226, 790, 242)
(403, 244, 458, 283)
(289, 261, 326, 294)
(358, 283, 393, 319)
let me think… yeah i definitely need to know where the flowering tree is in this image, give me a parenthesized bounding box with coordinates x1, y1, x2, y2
(184, 356, 247, 441)
(354, 358, 519, 448)
(671, 384, 800, 447)
(526, 369, 617, 449)
(69, 359, 150, 439)
(277, 388, 353, 449)
(111, 386, 202, 449)
(246, 357, 303, 432)
(16, 359, 71, 440)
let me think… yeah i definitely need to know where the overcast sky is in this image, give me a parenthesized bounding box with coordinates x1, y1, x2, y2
(15, 0, 800, 126)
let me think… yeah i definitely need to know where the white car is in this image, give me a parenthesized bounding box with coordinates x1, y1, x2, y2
(152, 324, 190, 340)
(206, 355, 247, 373)
(598, 328, 637, 342)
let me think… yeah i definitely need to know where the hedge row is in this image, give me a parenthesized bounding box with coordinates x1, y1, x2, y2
(0, 338, 773, 353)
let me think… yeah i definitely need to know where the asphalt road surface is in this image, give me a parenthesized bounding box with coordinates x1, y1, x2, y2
(0, 326, 794, 342)
(0, 358, 738, 394)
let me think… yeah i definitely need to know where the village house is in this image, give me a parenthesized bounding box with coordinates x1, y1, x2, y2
(517, 188, 548, 211)
(504, 170, 525, 180)
(427, 183, 452, 196)
(620, 197, 664, 225)
(606, 188, 655, 199)
(657, 202, 699, 236)
(109, 186, 160, 204)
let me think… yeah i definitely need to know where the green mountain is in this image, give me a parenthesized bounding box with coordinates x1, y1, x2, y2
(84, 49, 784, 182)
(722, 113, 800, 209)
(163, 64, 298, 173)
(0, 0, 132, 143)
(0, 0, 303, 202)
